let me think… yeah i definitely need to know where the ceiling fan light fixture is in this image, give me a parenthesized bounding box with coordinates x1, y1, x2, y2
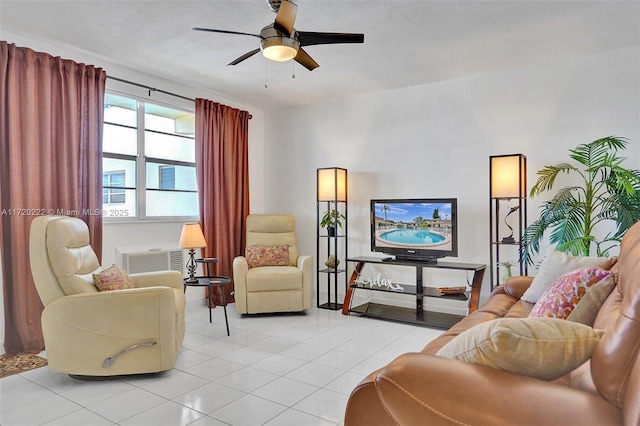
(261, 37, 300, 61)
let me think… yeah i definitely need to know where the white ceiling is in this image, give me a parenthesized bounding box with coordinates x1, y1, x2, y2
(1, 1, 639, 109)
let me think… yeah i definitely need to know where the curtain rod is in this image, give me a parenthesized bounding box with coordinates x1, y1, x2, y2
(108, 75, 252, 119)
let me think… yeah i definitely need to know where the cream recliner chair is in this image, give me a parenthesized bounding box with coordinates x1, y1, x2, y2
(233, 214, 312, 314)
(29, 215, 185, 377)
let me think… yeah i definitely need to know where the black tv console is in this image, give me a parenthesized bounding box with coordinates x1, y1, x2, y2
(341, 256, 486, 329)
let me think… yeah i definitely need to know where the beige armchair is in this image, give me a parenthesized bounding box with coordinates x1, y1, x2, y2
(29, 215, 185, 377)
(233, 214, 312, 314)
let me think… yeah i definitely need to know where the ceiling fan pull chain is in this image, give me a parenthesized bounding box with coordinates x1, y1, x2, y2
(264, 59, 269, 89)
(292, 61, 296, 79)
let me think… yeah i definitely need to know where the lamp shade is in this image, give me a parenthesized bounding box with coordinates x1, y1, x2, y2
(490, 154, 526, 199)
(318, 168, 347, 202)
(179, 223, 207, 249)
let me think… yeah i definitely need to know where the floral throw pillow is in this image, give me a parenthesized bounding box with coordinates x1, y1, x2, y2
(93, 264, 136, 291)
(246, 245, 290, 268)
(529, 266, 612, 319)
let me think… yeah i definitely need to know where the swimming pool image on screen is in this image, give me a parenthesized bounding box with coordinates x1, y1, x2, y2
(379, 228, 447, 244)
(373, 201, 453, 250)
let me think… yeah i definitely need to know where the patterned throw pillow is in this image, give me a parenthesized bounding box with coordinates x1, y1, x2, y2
(246, 245, 290, 268)
(93, 264, 136, 291)
(529, 267, 612, 319)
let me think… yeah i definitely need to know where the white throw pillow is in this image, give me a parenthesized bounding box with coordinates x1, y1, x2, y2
(521, 249, 616, 304)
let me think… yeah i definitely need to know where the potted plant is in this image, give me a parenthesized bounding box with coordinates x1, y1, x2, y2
(321, 208, 346, 237)
(497, 260, 514, 283)
(522, 136, 640, 264)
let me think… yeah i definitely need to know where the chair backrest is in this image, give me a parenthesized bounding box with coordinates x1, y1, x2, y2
(30, 216, 101, 306)
(589, 220, 640, 424)
(245, 214, 299, 265)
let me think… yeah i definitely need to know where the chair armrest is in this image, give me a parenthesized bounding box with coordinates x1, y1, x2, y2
(130, 270, 183, 290)
(297, 255, 312, 272)
(44, 287, 178, 325)
(298, 255, 313, 309)
(346, 353, 621, 426)
(233, 256, 249, 313)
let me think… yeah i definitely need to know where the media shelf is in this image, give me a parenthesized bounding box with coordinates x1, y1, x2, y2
(349, 281, 469, 301)
(342, 256, 485, 329)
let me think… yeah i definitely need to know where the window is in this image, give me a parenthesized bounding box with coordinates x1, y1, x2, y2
(102, 93, 198, 219)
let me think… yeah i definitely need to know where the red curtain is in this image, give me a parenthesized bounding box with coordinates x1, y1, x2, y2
(195, 99, 250, 305)
(0, 42, 105, 355)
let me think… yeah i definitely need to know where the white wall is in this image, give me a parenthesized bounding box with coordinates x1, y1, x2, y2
(262, 45, 640, 311)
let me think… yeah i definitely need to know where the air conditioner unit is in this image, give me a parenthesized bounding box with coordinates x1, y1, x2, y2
(117, 248, 184, 274)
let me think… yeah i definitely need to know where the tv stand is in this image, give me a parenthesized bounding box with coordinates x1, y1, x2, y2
(342, 256, 486, 329)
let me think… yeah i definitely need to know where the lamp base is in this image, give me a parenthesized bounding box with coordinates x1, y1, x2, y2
(184, 249, 199, 283)
(501, 236, 516, 244)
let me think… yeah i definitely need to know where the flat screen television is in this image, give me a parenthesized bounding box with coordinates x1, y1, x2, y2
(370, 198, 458, 263)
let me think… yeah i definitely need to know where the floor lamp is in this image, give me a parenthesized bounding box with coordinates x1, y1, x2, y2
(489, 154, 527, 288)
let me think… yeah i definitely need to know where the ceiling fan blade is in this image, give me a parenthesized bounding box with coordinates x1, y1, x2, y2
(193, 27, 263, 39)
(298, 32, 364, 46)
(228, 49, 261, 66)
(273, 0, 297, 36)
(294, 48, 319, 71)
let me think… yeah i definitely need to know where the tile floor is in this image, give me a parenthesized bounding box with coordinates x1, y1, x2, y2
(0, 299, 443, 426)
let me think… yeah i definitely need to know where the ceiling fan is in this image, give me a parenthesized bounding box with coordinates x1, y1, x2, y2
(193, 0, 364, 71)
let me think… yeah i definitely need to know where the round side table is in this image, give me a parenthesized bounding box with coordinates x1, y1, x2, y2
(183, 275, 231, 336)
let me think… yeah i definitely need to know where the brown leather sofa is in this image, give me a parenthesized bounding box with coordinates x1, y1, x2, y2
(345, 221, 640, 426)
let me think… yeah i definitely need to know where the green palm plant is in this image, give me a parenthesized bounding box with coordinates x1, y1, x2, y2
(522, 136, 640, 265)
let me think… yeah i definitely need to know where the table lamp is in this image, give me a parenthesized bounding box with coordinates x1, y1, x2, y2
(179, 222, 207, 283)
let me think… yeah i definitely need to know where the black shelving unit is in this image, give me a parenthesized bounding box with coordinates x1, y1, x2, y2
(316, 167, 348, 310)
(342, 256, 485, 329)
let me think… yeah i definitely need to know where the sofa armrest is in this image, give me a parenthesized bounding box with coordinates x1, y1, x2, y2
(130, 270, 183, 290)
(494, 275, 534, 299)
(345, 353, 621, 426)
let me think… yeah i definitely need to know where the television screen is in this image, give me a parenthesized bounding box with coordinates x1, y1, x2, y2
(370, 198, 458, 262)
